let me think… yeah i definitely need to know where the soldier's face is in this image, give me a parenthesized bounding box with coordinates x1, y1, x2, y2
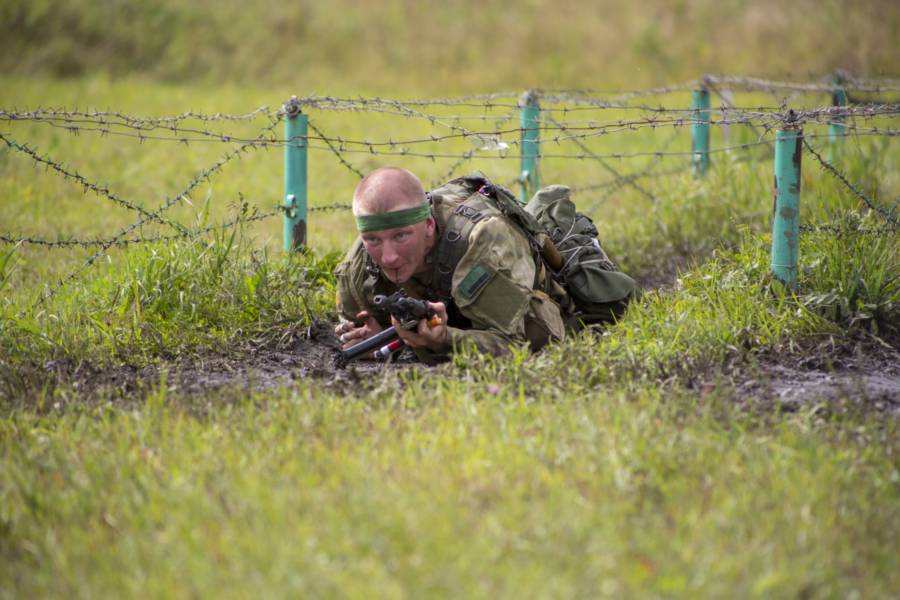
(361, 217, 436, 283)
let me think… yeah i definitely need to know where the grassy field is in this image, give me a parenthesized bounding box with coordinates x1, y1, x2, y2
(3, 2, 900, 597)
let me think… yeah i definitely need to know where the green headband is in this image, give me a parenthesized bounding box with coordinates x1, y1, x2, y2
(355, 203, 431, 232)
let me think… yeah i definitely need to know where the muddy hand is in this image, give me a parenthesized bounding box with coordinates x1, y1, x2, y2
(393, 302, 448, 350)
(336, 311, 383, 350)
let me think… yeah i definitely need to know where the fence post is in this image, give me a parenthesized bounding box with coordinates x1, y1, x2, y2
(519, 90, 540, 203)
(283, 96, 308, 251)
(691, 87, 711, 176)
(771, 126, 803, 290)
(828, 72, 847, 162)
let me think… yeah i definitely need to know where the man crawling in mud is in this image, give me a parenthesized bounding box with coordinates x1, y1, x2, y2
(333, 167, 569, 363)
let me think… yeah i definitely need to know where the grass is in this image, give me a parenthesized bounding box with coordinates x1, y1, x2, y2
(2, 7, 900, 594)
(2, 384, 898, 598)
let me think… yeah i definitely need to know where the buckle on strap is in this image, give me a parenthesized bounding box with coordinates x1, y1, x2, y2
(453, 204, 484, 222)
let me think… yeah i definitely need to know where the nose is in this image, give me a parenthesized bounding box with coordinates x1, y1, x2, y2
(380, 241, 401, 267)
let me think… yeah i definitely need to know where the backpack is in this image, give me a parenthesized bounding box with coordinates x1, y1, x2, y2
(429, 173, 638, 327)
(524, 185, 638, 325)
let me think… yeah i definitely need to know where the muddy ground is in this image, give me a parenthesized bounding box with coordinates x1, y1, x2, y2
(5, 255, 898, 415)
(9, 319, 899, 417)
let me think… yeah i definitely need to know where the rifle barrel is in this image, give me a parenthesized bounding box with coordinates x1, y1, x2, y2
(340, 326, 399, 362)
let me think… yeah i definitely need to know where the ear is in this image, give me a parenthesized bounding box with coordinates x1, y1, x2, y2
(424, 216, 436, 236)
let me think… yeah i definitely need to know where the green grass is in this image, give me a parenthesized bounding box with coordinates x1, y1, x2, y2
(2, 384, 898, 598)
(2, 8, 900, 593)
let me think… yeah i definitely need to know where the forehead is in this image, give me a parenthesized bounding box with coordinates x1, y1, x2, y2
(360, 223, 418, 239)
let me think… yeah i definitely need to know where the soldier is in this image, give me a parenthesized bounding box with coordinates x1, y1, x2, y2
(334, 166, 567, 362)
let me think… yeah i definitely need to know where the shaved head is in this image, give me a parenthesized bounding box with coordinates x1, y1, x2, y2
(353, 167, 426, 216)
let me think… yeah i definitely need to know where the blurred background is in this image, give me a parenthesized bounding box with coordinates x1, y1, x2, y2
(1, 0, 898, 289)
(2, 0, 898, 93)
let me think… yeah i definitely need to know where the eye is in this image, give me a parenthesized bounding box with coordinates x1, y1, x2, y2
(394, 231, 411, 242)
(362, 235, 382, 246)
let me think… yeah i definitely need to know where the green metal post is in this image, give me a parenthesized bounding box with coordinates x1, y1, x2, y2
(771, 128, 803, 290)
(283, 96, 308, 251)
(519, 90, 540, 203)
(828, 72, 847, 162)
(691, 88, 711, 176)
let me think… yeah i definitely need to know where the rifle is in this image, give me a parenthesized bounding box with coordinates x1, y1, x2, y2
(338, 291, 441, 364)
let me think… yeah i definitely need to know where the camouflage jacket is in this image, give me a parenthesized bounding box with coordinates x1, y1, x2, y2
(335, 189, 567, 362)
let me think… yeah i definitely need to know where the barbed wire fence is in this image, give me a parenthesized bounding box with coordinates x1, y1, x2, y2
(1, 73, 898, 307)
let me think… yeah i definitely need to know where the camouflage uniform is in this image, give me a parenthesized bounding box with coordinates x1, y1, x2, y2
(335, 186, 567, 362)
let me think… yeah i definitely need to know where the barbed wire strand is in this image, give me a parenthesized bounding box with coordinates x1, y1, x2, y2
(4, 104, 896, 151)
(0, 106, 275, 127)
(802, 138, 900, 228)
(2, 206, 281, 249)
(305, 118, 366, 180)
(0, 201, 355, 250)
(799, 223, 899, 236)
(2, 78, 895, 311)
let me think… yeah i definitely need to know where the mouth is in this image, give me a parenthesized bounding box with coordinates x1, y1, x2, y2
(385, 267, 406, 282)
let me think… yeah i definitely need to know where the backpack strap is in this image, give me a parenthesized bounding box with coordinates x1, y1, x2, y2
(427, 174, 548, 323)
(429, 201, 486, 305)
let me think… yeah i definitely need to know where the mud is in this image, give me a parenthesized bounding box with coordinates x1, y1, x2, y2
(10, 320, 422, 406)
(729, 331, 900, 416)
(8, 320, 900, 418)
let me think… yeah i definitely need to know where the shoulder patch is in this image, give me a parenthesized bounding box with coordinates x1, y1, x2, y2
(459, 264, 494, 299)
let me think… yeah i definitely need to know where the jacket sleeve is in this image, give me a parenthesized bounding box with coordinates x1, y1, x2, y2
(334, 238, 373, 322)
(438, 215, 539, 357)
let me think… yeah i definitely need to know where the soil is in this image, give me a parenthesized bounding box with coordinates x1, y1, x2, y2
(731, 330, 900, 416)
(7, 320, 422, 408)
(7, 321, 900, 417)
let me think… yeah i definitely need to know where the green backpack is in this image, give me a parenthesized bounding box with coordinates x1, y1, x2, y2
(524, 185, 638, 325)
(430, 173, 638, 327)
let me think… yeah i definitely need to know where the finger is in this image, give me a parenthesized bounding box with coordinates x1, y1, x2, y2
(340, 325, 366, 343)
(394, 324, 422, 348)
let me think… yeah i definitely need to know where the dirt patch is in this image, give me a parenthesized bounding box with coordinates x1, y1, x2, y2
(730, 331, 900, 416)
(2, 320, 425, 407)
(7, 320, 900, 418)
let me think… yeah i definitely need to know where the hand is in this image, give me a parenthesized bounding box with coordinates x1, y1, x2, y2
(393, 302, 449, 350)
(334, 311, 383, 350)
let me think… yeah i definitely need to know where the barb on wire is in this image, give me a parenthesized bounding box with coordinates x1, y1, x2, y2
(802, 138, 900, 228)
(308, 202, 353, 212)
(306, 119, 366, 179)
